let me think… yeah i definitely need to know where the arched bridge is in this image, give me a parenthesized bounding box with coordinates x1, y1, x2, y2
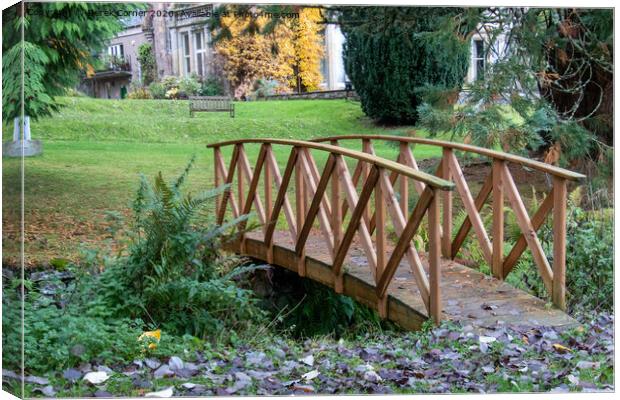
(207, 136, 584, 331)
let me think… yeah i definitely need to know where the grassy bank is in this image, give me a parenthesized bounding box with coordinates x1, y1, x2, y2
(2, 97, 442, 265)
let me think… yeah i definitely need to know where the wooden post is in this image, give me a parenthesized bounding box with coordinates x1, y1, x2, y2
(441, 148, 452, 258)
(428, 189, 442, 325)
(213, 146, 222, 212)
(237, 144, 245, 212)
(330, 142, 343, 293)
(264, 145, 273, 263)
(492, 159, 504, 279)
(362, 139, 372, 229)
(295, 150, 306, 277)
(376, 169, 387, 318)
(552, 176, 567, 310)
(399, 143, 409, 216)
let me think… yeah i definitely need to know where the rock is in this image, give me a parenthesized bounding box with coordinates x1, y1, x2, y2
(132, 377, 153, 389)
(144, 358, 161, 370)
(83, 371, 110, 385)
(33, 385, 56, 397)
(153, 364, 174, 379)
(24, 375, 50, 385)
(273, 348, 286, 359)
(96, 365, 113, 374)
(292, 384, 315, 393)
(299, 355, 314, 366)
(63, 368, 82, 383)
(94, 390, 113, 397)
(168, 356, 184, 371)
(145, 387, 174, 397)
(301, 370, 319, 381)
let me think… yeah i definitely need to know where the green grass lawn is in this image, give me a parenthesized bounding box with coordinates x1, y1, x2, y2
(3, 96, 444, 266)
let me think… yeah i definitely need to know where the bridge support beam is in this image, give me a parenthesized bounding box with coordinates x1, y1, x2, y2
(428, 189, 442, 325)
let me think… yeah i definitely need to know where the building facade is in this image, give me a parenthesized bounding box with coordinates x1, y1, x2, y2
(83, 4, 348, 99)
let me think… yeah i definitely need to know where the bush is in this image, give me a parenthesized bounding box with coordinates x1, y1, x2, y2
(200, 77, 225, 96)
(137, 43, 156, 86)
(339, 7, 469, 124)
(178, 76, 201, 97)
(161, 75, 179, 91)
(148, 81, 166, 99)
(127, 85, 152, 99)
(96, 157, 266, 339)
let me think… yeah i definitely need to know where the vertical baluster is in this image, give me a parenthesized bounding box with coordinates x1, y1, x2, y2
(441, 148, 452, 258)
(492, 159, 504, 279)
(428, 189, 442, 325)
(295, 149, 306, 276)
(552, 176, 567, 310)
(375, 168, 387, 318)
(264, 144, 273, 224)
(237, 144, 245, 212)
(213, 146, 221, 213)
(362, 139, 372, 229)
(330, 143, 343, 293)
(399, 143, 409, 216)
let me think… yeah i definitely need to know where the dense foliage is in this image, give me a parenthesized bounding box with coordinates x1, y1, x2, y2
(137, 43, 156, 86)
(338, 7, 471, 123)
(417, 8, 613, 171)
(1, 2, 138, 121)
(2, 160, 266, 373)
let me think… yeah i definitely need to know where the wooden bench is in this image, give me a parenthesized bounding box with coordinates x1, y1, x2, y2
(189, 96, 235, 118)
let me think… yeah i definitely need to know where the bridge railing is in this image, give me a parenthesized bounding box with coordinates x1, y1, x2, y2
(207, 139, 454, 323)
(312, 135, 586, 311)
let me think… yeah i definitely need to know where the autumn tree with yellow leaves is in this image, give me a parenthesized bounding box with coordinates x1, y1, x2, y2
(212, 6, 325, 98)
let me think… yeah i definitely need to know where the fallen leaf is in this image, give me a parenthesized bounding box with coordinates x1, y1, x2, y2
(145, 387, 174, 397)
(83, 371, 109, 385)
(553, 344, 572, 353)
(301, 369, 319, 381)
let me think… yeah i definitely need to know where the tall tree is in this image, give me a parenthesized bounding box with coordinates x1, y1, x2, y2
(2, 2, 139, 122)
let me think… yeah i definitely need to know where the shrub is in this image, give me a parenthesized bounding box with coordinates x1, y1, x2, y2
(161, 75, 179, 91)
(96, 157, 266, 339)
(165, 87, 180, 99)
(137, 43, 156, 85)
(339, 8, 469, 124)
(148, 81, 166, 99)
(178, 76, 201, 97)
(252, 79, 280, 98)
(200, 77, 225, 96)
(127, 85, 152, 99)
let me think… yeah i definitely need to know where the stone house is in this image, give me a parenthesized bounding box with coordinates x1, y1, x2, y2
(83, 4, 348, 99)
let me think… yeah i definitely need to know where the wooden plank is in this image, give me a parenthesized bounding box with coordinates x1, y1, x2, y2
(400, 145, 426, 195)
(237, 144, 245, 212)
(295, 151, 307, 277)
(442, 148, 453, 258)
(451, 173, 492, 259)
(428, 188, 442, 324)
(332, 160, 379, 277)
(552, 177, 567, 310)
(310, 135, 586, 181)
(492, 159, 504, 279)
(501, 163, 553, 293)
(264, 148, 299, 247)
(368, 170, 398, 235)
(502, 188, 554, 278)
(340, 160, 364, 220)
(375, 172, 431, 313)
(446, 151, 493, 265)
(362, 139, 374, 229)
(299, 150, 335, 255)
(265, 148, 297, 241)
(295, 154, 336, 256)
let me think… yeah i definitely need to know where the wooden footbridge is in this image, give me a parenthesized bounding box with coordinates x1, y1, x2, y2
(207, 135, 584, 331)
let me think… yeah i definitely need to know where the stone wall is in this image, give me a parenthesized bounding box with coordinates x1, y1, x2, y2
(255, 89, 359, 101)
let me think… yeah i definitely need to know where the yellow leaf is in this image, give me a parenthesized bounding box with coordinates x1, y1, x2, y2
(553, 343, 571, 353)
(138, 329, 161, 342)
(148, 343, 158, 350)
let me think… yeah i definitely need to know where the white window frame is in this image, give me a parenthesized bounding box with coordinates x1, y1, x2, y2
(182, 32, 191, 75)
(472, 38, 485, 81)
(194, 31, 206, 76)
(108, 44, 124, 58)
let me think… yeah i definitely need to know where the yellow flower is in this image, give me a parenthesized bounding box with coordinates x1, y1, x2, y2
(139, 329, 161, 351)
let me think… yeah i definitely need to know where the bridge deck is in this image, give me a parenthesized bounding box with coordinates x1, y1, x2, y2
(240, 230, 577, 331)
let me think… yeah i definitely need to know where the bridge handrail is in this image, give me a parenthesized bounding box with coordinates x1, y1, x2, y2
(207, 138, 455, 190)
(311, 135, 586, 181)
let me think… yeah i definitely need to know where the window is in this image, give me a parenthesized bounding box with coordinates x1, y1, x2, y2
(473, 39, 485, 81)
(108, 44, 124, 58)
(195, 31, 206, 76)
(182, 32, 191, 75)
